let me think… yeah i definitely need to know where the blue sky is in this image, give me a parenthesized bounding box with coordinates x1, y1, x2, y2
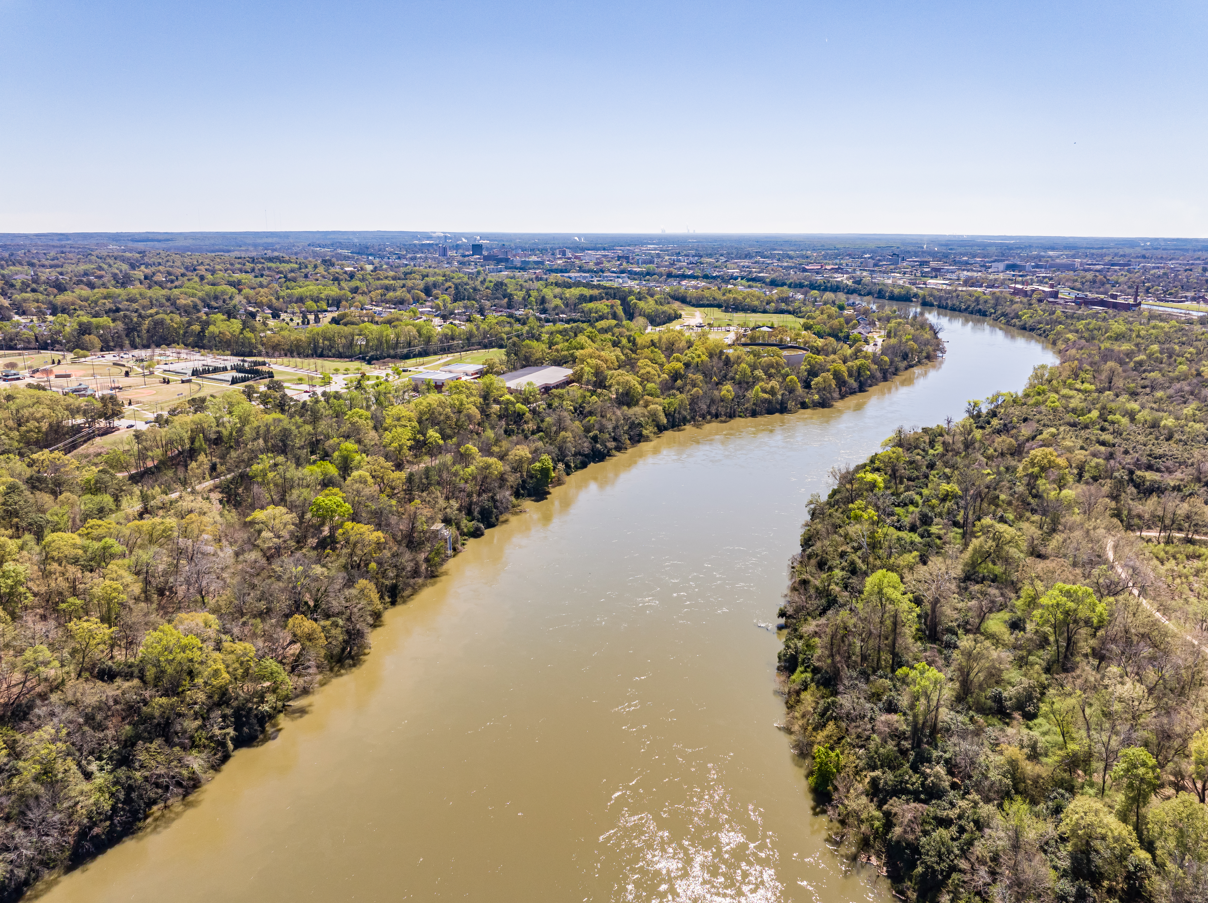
(1, 0, 1205, 235)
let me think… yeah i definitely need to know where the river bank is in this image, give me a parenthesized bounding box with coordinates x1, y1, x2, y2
(779, 301, 1208, 903)
(31, 308, 1055, 903)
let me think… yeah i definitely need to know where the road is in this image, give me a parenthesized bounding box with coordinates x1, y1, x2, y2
(1105, 537, 1201, 649)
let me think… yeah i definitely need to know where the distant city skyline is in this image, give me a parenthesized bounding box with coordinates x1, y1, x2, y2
(1, 0, 1205, 236)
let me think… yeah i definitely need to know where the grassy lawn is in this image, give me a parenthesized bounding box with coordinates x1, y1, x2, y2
(1, 352, 71, 372)
(118, 377, 246, 413)
(690, 308, 804, 328)
(9, 352, 58, 368)
(271, 369, 314, 384)
(266, 357, 365, 375)
(446, 348, 504, 365)
(410, 348, 505, 370)
(402, 353, 453, 370)
(69, 361, 133, 380)
(1144, 301, 1208, 314)
(71, 428, 138, 460)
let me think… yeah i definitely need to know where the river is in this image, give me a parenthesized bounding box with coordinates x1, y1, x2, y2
(32, 308, 1055, 903)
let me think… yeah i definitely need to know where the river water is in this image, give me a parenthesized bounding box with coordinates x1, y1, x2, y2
(33, 309, 1054, 903)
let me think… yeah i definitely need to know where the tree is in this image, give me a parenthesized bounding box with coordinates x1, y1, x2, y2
(949, 634, 1004, 704)
(138, 624, 209, 696)
(287, 614, 327, 652)
(309, 488, 352, 538)
(858, 569, 918, 672)
(246, 505, 298, 559)
(916, 827, 958, 892)
(1031, 583, 1107, 672)
(1187, 728, 1208, 803)
(1018, 446, 1070, 493)
(1148, 793, 1208, 902)
(1061, 795, 1151, 896)
(1041, 692, 1089, 781)
(1112, 746, 1161, 838)
(907, 554, 957, 642)
(896, 661, 945, 748)
(332, 441, 364, 478)
(0, 560, 32, 616)
(335, 521, 385, 569)
(99, 393, 124, 423)
(1078, 669, 1147, 798)
(809, 744, 841, 795)
(249, 454, 288, 505)
(811, 371, 837, 403)
(89, 579, 127, 625)
(66, 617, 115, 678)
(529, 454, 555, 492)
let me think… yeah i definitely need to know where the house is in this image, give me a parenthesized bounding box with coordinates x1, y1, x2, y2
(499, 365, 574, 393)
(442, 362, 485, 378)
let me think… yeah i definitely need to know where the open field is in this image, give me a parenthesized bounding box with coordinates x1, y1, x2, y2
(688, 308, 804, 328)
(271, 369, 313, 384)
(451, 348, 505, 365)
(1, 352, 68, 372)
(265, 357, 366, 375)
(64, 361, 137, 380)
(1144, 301, 1208, 315)
(412, 348, 505, 370)
(70, 428, 138, 460)
(114, 376, 247, 413)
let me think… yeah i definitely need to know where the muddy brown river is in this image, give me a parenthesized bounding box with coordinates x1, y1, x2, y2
(33, 308, 1054, 903)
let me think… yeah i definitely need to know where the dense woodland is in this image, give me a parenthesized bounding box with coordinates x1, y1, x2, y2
(0, 288, 939, 896)
(0, 252, 682, 359)
(780, 298, 1208, 903)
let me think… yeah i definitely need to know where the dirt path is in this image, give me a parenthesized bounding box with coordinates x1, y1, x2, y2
(1138, 529, 1208, 542)
(1106, 537, 1201, 649)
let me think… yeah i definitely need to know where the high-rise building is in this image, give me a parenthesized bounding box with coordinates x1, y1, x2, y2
(471, 243, 484, 257)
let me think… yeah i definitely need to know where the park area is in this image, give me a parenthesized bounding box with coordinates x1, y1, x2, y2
(685, 308, 805, 329)
(409, 348, 504, 370)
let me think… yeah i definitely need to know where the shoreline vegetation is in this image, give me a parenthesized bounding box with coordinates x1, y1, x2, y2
(0, 253, 942, 898)
(778, 294, 1208, 903)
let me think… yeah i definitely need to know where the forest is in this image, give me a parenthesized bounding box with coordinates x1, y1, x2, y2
(0, 298, 940, 896)
(0, 251, 682, 360)
(779, 298, 1208, 903)
(666, 279, 918, 319)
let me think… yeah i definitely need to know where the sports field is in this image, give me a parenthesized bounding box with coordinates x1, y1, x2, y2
(688, 308, 804, 328)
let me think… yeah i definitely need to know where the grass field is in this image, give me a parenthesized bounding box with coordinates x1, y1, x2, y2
(270, 368, 320, 385)
(1144, 301, 1208, 315)
(688, 308, 804, 328)
(412, 348, 505, 370)
(63, 361, 135, 380)
(71, 429, 138, 460)
(115, 376, 246, 413)
(1, 352, 68, 372)
(447, 348, 505, 365)
(266, 357, 365, 375)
